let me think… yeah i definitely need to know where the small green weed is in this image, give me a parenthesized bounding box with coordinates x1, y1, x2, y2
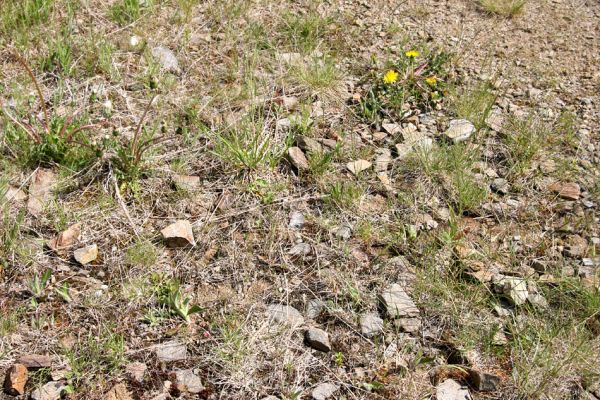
(0, 0, 53, 37)
(41, 37, 74, 75)
(280, 11, 333, 53)
(109, 95, 170, 189)
(326, 181, 364, 209)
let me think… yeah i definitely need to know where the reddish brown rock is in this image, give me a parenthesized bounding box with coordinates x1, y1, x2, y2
(161, 220, 195, 247)
(17, 354, 52, 369)
(47, 223, 81, 255)
(549, 182, 580, 200)
(4, 363, 27, 395)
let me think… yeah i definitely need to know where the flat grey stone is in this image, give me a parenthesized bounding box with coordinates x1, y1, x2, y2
(394, 317, 422, 334)
(436, 379, 471, 400)
(445, 119, 475, 143)
(306, 299, 325, 319)
(31, 381, 65, 400)
(267, 304, 304, 326)
(378, 284, 419, 318)
(311, 382, 339, 400)
(173, 369, 204, 393)
(289, 211, 305, 229)
(359, 313, 383, 337)
(155, 340, 187, 362)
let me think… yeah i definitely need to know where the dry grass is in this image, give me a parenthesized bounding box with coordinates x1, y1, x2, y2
(0, 0, 599, 399)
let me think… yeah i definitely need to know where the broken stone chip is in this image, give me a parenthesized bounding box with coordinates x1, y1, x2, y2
(47, 223, 81, 255)
(346, 159, 372, 176)
(548, 181, 580, 200)
(173, 174, 200, 191)
(378, 283, 420, 318)
(288, 146, 310, 170)
(161, 220, 195, 247)
(3, 364, 28, 395)
(74, 244, 98, 265)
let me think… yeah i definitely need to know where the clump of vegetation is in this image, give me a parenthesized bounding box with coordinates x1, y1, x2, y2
(212, 108, 291, 171)
(451, 81, 497, 130)
(1, 53, 106, 169)
(478, 0, 526, 17)
(111, 0, 153, 25)
(359, 49, 452, 124)
(108, 95, 170, 190)
(0, 0, 53, 38)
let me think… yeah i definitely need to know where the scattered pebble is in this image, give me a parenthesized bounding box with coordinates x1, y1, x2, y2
(444, 119, 475, 143)
(3, 364, 27, 395)
(173, 369, 204, 394)
(304, 327, 331, 352)
(311, 382, 339, 400)
(151, 46, 181, 74)
(161, 220, 196, 247)
(155, 341, 187, 362)
(359, 312, 384, 337)
(267, 304, 304, 326)
(74, 244, 99, 265)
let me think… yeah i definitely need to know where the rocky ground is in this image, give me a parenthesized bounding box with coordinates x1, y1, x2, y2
(1, 0, 599, 399)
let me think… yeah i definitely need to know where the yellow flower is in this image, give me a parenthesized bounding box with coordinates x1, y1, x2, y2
(405, 50, 419, 58)
(383, 70, 399, 84)
(425, 76, 437, 85)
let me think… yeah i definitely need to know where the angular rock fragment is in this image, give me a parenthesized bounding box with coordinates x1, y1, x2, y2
(304, 328, 331, 352)
(151, 46, 181, 74)
(105, 383, 134, 400)
(436, 379, 472, 400)
(445, 119, 475, 143)
(173, 369, 204, 394)
(3, 364, 27, 395)
(173, 174, 200, 191)
(394, 317, 422, 334)
(31, 381, 65, 400)
(333, 224, 352, 240)
(155, 341, 187, 362)
(74, 244, 98, 265)
(161, 220, 195, 247)
(467, 369, 501, 392)
(306, 299, 324, 319)
(267, 304, 304, 326)
(548, 182, 580, 200)
(378, 283, 419, 318)
(494, 276, 528, 306)
(5, 186, 27, 203)
(288, 211, 305, 229)
(346, 159, 372, 176)
(126, 362, 147, 383)
(311, 382, 339, 400)
(288, 242, 311, 257)
(17, 354, 52, 369)
(48, 223, 81, 255)
(28, 169, 56, 217)
(288, 147, 310, 170)
(296, 136, 324, 154)
(359, 312, 384, 337)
